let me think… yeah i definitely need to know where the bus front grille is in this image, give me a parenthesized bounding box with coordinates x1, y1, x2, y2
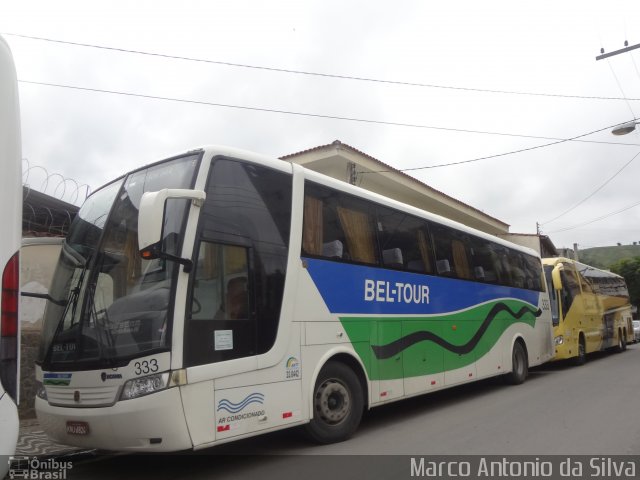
(46, 385, 120, 407)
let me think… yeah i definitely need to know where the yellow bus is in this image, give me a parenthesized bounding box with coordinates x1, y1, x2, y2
(542, 257, 633, 365)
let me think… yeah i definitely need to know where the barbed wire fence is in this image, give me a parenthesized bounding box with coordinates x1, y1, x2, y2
(22, 158, 91, 237)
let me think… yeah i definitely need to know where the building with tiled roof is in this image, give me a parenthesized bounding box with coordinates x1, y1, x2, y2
(281, 140, 556, 256)
(281, 140, 509, 236)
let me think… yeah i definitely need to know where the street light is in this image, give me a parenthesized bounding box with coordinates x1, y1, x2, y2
(611, 121, 638, 136)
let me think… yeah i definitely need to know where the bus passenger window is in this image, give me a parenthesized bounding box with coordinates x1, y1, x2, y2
(432, 224, 472, 279)
(302, 195, 323, 256)
(302, 182, 378, 265)
(336, 204, 377, 264)
(451, 239, 472, 279)
(507, 251, 526, 289)
(375, 204, 434, 273)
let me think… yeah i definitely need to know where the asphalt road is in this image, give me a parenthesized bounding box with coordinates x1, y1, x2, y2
(62, 344, 640, 479)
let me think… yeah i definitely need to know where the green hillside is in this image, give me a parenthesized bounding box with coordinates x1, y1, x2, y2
(578, 245, 640, 269)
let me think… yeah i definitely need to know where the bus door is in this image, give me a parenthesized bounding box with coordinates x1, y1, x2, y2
(181, 240, 258, 445)
(183, 239, 301, 445)
(179, 157, 298, 446)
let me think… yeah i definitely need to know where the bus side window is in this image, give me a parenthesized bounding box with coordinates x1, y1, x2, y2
(302, 194, 324, 257)
(507, 251, 526, 289)
(468, 238, 495, 283)
(432, 225, 454, 276)
(432, 225, 472, 279)
(335, 201, 377, 265)
(451, 239, 472, 279)
(375, 205, 434, 273)
(522, 254, 544, 291)
(302, 182, 378, 266)
(302, 185, 348, 261)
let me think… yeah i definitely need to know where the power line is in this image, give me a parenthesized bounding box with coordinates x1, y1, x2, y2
(547, 199, 640, 234)
(361, 121, 640, 172)
(17, 79, 635, 144)
(541, 149, 640, 225)
(6, 32, 640, 102)
(19, 80, 640, 171)
(19, 79, 582, 140)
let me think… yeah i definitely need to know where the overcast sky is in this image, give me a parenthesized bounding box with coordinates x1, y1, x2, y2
(2, 0, 640, 250)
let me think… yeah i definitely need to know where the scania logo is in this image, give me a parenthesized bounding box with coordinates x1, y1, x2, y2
(101, 372, 123, 382)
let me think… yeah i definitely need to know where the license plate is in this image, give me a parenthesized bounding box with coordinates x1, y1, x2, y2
(66, 421, 90, 435)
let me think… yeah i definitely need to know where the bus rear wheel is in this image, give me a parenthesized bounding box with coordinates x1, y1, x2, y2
(304, 361, 364, 444)
(504, 341, 528, 385)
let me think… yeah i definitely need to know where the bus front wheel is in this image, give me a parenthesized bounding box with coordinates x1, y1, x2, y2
(305, 361, 364, 444)
(504, 341, 528, 385)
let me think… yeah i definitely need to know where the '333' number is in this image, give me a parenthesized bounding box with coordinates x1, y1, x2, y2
(134, 359, 159, 375)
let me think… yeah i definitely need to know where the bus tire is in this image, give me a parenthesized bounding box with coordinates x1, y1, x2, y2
(304, 361, 364, 444)
(504, 341, 528, 385)
(572, 336, 586, 366)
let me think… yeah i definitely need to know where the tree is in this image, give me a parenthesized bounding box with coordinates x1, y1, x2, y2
(610, 256, 640, 307)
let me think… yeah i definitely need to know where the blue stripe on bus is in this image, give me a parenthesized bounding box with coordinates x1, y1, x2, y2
(304, 257, 539, 315)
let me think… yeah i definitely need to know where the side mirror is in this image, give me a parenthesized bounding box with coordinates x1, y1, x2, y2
(138, 188, 206, 255)
(551, 264, 563, 291)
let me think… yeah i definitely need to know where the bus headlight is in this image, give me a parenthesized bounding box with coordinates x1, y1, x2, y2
(120, 373, 170, 401)
(554, 335, 564, 346)
(35, 380, 48, 401)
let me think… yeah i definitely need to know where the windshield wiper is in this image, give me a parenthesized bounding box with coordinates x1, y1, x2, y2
(53, 254, 92, 335)
(21, 291, 68, 306)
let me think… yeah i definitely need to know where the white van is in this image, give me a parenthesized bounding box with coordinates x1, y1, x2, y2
(0, 34, 22, 478)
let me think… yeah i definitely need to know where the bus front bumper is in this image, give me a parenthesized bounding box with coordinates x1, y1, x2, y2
(35, 387, 192, 452)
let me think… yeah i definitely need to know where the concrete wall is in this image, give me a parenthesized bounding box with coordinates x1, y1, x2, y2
(500, 234, 540, 254)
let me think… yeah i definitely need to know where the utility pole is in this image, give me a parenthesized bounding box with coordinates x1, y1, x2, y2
(573, 243, 579, 262)
(596, 40, 640, 61)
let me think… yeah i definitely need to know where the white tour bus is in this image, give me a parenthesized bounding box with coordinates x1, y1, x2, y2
(0, 34, 22, 477)
(35, 146, 554, 451)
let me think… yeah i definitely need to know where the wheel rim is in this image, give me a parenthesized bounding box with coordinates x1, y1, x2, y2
(314, 378, 351, 425)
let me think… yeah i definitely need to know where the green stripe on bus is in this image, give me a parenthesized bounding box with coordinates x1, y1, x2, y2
(339, 299, 539, 381)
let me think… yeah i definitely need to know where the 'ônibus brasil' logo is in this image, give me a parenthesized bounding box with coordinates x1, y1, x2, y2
(217, 392, 265, 413)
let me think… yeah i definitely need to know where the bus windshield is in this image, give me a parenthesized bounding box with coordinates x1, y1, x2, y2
(38, 153, 200, 369)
